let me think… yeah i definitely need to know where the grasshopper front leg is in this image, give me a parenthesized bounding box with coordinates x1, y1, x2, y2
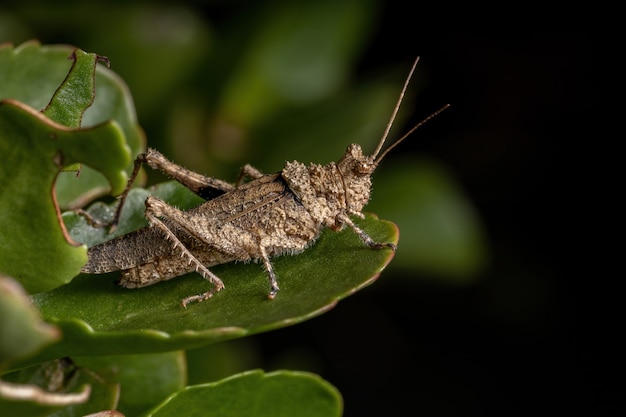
(338, 213, 397, 251)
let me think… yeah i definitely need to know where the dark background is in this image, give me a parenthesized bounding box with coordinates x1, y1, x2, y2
(256, 32, 601, 415)
(2, 2, 606, 415)
(250, 21, 601, 417)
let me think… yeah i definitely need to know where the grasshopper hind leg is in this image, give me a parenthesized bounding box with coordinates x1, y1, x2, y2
(144, 196, 226, 307)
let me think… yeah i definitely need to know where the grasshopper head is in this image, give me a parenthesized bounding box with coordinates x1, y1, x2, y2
(334, 57, 449, 217)
(335, 143, 376, 214)
(334, 98, 450, 216)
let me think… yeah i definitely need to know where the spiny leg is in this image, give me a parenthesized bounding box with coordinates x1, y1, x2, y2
(259, 244, 280, 299)
(141, 148, 235, 198)
(109, 149, 237, 229)
(339, 213, 397, 251)
(144, 196, 225, 307)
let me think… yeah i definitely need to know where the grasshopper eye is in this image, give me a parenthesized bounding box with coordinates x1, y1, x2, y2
(355, 161, 371, 175)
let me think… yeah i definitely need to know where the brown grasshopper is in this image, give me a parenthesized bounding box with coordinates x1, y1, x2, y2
(81, 57, 449, 307)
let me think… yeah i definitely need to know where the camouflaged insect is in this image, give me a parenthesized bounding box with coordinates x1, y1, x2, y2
(81, 57, 448, 307)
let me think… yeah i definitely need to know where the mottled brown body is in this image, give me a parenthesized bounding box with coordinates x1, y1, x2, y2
(82, 146, 381, 305)
(81, 57, 448, 306)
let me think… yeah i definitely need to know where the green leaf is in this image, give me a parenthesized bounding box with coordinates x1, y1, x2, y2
(74, 352, 185, 417)
(56, 53, 146, 210)
(0, 101, 130, 294)
(0, 41, 76, 110)
(143, 370, 342, 417)
(0, 275, 59, 370)
(0, 41, 135, 294)
(62, 182, 205, 248)
(41, 49, 100, 128)
(23, 181, 397, 363)
(0, 41, 144, 210)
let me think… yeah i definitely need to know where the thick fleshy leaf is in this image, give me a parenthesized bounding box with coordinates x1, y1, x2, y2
(0, 41, 133, 293)
(74, 352, 185, 417)
(0, 41, 77, 110)
(41, 48, 100, 128)
(0, 100, 129, 294)
(0, 275, 59, 370)
(24, 181, 397, 363)
(143, 370, 342, 417)
(56, 53, 145, 210)
(0, 41, 144, 209)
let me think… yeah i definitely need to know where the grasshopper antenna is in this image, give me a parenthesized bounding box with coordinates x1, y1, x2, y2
(371, 56, 450, 164)
(374, 103, 450, 165)
(372, 56, 421, 159)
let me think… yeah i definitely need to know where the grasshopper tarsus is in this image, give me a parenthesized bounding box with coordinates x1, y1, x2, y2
(371, 242, 397, 251)
(338, 214, 396, 252)
(267, 282, 279, 300)
(182, 291, 216, 308)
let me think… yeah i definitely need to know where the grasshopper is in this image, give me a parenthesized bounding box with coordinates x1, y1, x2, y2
(81, 57, 449, 307)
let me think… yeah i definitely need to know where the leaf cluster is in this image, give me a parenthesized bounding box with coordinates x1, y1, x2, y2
(0, 41, 397, 416)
